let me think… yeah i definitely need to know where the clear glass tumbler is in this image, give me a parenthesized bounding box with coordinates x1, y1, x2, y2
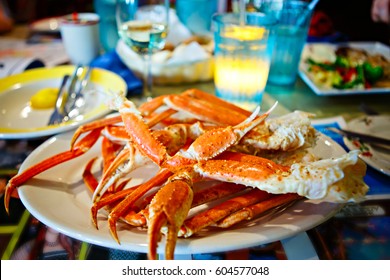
(261, 1, 313, 86)
(212, 12, 277, 109)
(175, 0, 218, 35)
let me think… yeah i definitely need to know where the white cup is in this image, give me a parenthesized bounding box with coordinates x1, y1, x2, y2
(60, 13, 101, 65)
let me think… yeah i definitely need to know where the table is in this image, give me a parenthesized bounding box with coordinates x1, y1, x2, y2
(1, 25, 389, 260)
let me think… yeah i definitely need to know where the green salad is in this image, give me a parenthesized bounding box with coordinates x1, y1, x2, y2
(305, 46, 388, 90)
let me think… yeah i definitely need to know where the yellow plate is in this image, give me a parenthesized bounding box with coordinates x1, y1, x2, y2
(0, 65, 127, 139)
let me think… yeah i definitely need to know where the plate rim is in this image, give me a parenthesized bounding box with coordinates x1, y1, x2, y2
(299, 41, 390, 96)
(0, 65, 127, 139)
(17, 131, 345, 255)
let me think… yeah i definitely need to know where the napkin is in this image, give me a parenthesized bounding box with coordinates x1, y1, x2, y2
(90, 51, 143, 96)
(165, 9, 193, 46)
(167, 41, 211, 65)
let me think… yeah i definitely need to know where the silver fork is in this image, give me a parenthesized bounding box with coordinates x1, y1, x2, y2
(47, 65, 90, 125)
(65, 66, 92, 120)
(47, 74, 70, 125)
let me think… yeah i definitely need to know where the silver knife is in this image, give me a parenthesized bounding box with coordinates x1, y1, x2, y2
(47, 75, 70, 125)
(327, 127, 390, 148)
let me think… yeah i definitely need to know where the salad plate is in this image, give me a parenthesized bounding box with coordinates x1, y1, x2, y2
(343, 115, 390, 176)
(17, 131, 344, 255)
(0, 65, 127, 139)
(299, 42, 390, 96)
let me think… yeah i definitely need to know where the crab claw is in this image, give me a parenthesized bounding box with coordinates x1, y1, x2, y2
(107, 168, 173, 243)
(148, 177, 193, 260)
(179, 102, 278, 161)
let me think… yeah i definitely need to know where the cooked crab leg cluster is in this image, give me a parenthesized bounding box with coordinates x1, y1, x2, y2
(4, 89, 368, 260)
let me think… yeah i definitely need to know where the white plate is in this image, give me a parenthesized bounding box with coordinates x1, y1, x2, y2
(299, 42, 390, 96)
(29, 16, 63, 33)
(17, 132, 344, 255)
(343, 115, 390, 176)
(0, 65, 127, 139)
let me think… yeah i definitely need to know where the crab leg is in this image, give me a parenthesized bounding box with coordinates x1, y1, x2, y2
(82, 153, 132, 195)
(107, 94, 277, 247)
(71, 108, 176, 147)
(176, 102, 277, 161)
(179, 188, 273, 238)
(93, 120, 207, 201)
(4, 128, 103, 213)
(108, 168, 173, 243)
(131, 182, 246, 232)
(164, 94, 249, 126)
(92, 144, 150, 202)
(146, 108, 177, 128)
(148, 173, 194, 260)
(141, 181, 247, 210)
(216, 193, 302, 228)
(111, 92, 277, 167)
(100, 136, 124, 193)
(112, 94, 168, 166)
(182, 89, 252, 117)
(90, 185, 139, 228)
(138, 89, 252, 125)
(122, 209, 147, 227)
(70, 115, 122, 149)
(93, 120, 215, 218)
(81, 136, 125, 194)
(191, 182, 247, 207)
(82, 157, 100, 193)
(104, 121, 211, 156)
(102, 126, 128, 143)
(101, 137, 123, 173)
(138, 94, 171, 116)
(115, 178, 132, 192)
(94, 124, 204, 200)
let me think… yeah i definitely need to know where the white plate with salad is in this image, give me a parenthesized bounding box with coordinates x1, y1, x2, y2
(299, 42, 390, 96)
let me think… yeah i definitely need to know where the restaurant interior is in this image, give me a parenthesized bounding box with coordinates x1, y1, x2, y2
(0, 0, 389, 260)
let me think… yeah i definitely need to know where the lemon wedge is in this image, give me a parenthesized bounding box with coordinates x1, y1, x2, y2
(30, 88, 59, 109)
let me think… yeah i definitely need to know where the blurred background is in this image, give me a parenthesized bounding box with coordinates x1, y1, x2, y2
(5, 0, 94, 22)
(2, 0, 389, 46)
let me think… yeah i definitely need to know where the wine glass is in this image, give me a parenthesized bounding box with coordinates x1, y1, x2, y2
(116, 0, 170, 99)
